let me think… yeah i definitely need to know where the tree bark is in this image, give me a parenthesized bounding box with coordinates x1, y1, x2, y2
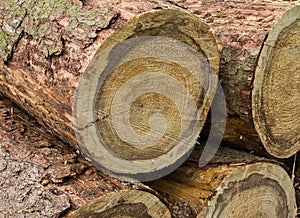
(0, 93, 170, 217)
(173, 1, 300, 158)
(147, 146, 297, 218)
(0, 1, 220, 181)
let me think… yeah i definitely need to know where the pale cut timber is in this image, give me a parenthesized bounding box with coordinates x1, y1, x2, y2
(70, 190, 171, 218)
(0, 1, 219, 182)
(252, 5, 300, 158)
(147, 146, 297, 218)
(172, 1, 300, 158)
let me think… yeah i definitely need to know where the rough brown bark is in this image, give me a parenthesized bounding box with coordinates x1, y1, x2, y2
(0, 93, 171, 217)
(0, 0, 119, 150)
(147, 146, 297, 217)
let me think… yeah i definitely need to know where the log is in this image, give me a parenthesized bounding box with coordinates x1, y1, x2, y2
(147, 146, 297, 217)
(0, 1, 219, 181)
(0, 93, 170, 217)
(74, 9, 219, 181)
(173, 1, 300, 158)
(70, 190, 171, 218)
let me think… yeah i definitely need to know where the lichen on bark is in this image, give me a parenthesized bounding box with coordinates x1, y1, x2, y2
(0, 0, 117, 61)
(220, 46, 258, 123)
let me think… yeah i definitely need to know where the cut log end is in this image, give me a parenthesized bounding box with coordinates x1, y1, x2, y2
(74, 9, 219, 181)
(202, 163, 296, 218)
(253, 6, 300, 158)
(70, 190, 171, 218)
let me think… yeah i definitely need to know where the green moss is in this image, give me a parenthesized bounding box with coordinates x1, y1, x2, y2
(0, 0, 116, 61)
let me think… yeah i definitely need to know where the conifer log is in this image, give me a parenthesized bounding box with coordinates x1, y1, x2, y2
(176, 1, 300, 158)
(0, 1, 219, 180)
(148, 146, 297, 217)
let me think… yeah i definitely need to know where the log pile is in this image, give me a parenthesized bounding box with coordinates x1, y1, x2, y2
(0, 0, 299, 217)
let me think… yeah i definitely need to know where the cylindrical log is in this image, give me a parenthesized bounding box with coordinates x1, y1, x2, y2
(148, 146, 297, 218)
(0, 93, 170, 217)
(173, 1, 300, 158)
(0, 1, 219, 181)
(70, 190, 171, 218)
